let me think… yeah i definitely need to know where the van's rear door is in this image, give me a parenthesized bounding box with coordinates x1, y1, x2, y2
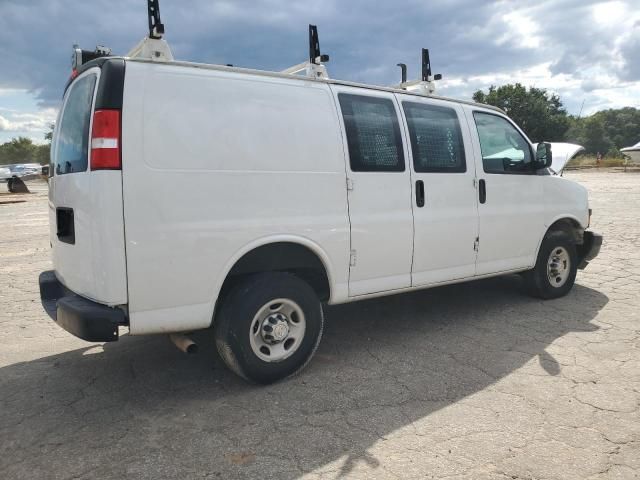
(49, 60, 127, 306)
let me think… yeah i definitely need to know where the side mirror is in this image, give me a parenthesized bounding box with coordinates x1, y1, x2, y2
(534, 142, 552, 170)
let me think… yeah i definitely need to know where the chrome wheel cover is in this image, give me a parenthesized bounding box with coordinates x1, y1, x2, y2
(547, 246, 571, 288)
(249, 298, 306, 362)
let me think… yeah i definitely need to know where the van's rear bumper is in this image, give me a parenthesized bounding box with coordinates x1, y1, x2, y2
(39, 270, 126, 342)
(577, 231, 603, 269)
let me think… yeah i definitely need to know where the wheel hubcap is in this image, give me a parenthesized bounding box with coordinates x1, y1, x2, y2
(249, 299, 306, 362)
(547, 246, 571, 288)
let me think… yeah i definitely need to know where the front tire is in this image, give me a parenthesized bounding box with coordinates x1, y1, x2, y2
(214, 272, 324, 384)
(524, 230, 578, 299)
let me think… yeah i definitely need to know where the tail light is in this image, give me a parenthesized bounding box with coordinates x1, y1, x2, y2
(91, 109, 121, 170)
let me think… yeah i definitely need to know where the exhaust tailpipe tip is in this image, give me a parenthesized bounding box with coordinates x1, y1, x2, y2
(169, 333, 198, 354)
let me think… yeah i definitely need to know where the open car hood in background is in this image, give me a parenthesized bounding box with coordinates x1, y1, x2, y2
(620, 142, 640, 164)
(542, 143, 585, 174)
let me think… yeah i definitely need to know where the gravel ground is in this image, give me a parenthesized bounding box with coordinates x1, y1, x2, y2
(0, 172, 638, 479)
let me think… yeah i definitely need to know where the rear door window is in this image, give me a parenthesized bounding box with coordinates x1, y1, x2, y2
(338, 93, 405, 172)
(54, 74, 96, 175)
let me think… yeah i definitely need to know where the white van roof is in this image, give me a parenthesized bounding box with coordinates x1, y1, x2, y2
(124, 56, 506, 115)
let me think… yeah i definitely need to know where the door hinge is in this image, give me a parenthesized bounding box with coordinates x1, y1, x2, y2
(349, 249, 357, 267)
(473, 237, 479, 252)
(473, 178, 477, 188)
(346, 177, 354, 191)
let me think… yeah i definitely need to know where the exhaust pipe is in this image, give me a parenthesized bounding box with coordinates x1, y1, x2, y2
(169, 333, 198, 354)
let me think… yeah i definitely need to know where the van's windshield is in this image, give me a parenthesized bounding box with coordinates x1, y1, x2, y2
(53, 74, 96, 175)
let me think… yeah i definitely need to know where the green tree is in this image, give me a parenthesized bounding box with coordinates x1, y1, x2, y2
(564, 107, 640, 155)
(44, 123, 54, 142)
(472, 83, 570, 142)
(0, 137, 38, 165)
(37, 123, 55, 165)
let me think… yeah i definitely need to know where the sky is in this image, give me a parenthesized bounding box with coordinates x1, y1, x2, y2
(0, 0, 639, 144)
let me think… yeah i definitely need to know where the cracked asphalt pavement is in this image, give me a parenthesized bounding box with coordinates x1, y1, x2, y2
(0, 172, 639, 479)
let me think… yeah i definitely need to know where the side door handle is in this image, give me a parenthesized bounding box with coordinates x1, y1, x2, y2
(479, 179, 486, 204)
(415, 180, 425, 207)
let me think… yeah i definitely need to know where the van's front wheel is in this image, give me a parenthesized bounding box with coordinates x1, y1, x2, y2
(524, 230, 578, 299)
(214, 272, 323, 384)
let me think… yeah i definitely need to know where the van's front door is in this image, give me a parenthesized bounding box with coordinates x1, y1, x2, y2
(331, 86, 414, 296)
(397, 96, 479, 286)
(464, 107, 545, 275)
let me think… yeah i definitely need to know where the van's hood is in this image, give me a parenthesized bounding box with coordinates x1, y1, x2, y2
(540, 143, 585, 174)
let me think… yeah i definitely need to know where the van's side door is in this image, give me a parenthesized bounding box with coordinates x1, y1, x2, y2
(463, 106, 545, 274)
(331, 85, 414, 296)
(397, 96, 479, 286)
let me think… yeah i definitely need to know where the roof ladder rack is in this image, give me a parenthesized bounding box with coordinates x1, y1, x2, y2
(127, 0, 174, 61)
(394, 48, 442, 95)
(282, 25, 330, 79)
(71, 45, 112, 75)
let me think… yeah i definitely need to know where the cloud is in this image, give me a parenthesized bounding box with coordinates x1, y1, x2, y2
(0, 0, 638, 117)
(0, 112, 52, 133)
(0, 104, 56, 145)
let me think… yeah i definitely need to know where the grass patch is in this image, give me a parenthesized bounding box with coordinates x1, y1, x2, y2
(567, 155, 628, 168)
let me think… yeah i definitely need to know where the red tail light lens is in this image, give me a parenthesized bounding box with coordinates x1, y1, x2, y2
(90, 109, 121, 170)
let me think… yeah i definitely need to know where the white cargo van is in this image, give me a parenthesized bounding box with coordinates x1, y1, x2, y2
(39, 22, 601, 383)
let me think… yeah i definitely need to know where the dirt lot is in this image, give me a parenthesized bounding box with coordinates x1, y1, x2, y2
(0, 172, 638, 480)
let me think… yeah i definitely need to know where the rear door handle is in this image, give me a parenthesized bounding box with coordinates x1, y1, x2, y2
(415, 180, 425, 207)
(479, 179, 486, 204)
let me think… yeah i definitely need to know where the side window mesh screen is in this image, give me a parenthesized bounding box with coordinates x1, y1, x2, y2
(403, 102, 466, 173)
(339, 94, 404, 172)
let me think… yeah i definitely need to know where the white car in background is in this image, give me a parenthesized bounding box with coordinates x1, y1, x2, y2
(0, 163, 43, 182)
(0, 167, 11, 182)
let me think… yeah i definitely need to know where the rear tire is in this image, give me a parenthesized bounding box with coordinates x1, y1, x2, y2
(524, 230, 578, 299)
(214, 272, 324, 384)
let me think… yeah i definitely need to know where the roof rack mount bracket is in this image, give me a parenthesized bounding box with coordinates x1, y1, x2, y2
(281, 61, 329, 80)
(127, 37, 174, 62)
(282, 25, 329, 79)
(393, 48, 442, 95)
(126, 0, 173, 62)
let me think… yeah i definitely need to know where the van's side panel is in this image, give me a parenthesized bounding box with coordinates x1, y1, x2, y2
(121, 62, 350, 334)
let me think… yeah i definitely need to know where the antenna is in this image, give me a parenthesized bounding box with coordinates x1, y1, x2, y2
(397, 63, 407, 84)
(148, 0, 165, 39)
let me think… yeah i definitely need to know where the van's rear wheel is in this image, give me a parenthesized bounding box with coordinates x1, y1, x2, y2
(214, 272, 323, 384)
(524, 230, 578, 299)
